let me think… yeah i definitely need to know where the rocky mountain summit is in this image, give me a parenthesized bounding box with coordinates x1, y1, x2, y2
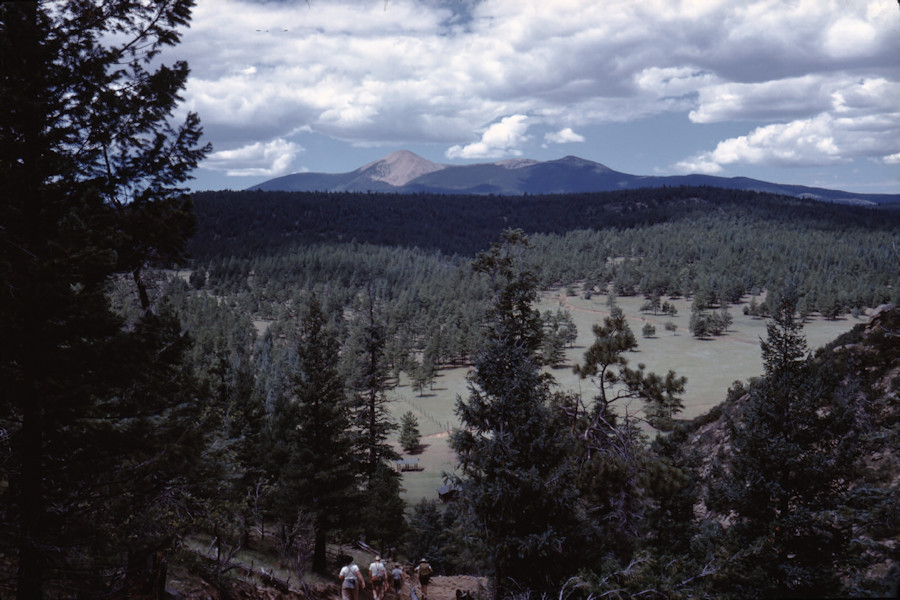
(358, 150, 446, 187)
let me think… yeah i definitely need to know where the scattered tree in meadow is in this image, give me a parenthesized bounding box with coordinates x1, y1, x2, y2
(541, 308, 578, 367)
(399, 410, 422, 454)
(412, 353, 437, 396)
(640, 292, 662, 315)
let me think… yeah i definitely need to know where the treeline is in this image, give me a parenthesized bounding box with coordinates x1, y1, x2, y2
(190, 186, 899, 262)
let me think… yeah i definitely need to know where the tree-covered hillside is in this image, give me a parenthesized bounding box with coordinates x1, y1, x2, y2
(175, 188, 899, 597)
(190, 186, 899, 261)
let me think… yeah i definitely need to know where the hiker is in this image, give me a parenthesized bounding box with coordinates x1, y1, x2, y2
(391, 564, 404, 594)
(415, 558, 433, 599)
(369, 555, 388, 600)
(339, 556, 366, 600)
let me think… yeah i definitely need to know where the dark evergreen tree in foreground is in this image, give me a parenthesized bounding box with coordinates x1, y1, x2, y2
(344, 292, 406, 551)
(0, 1, 208, 596)
(450, 230, 586, 597)
(708, 298, 863, 598)
(273, 297, 358, 575)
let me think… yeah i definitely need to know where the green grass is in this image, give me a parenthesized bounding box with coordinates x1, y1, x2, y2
(389, 287, 864, 506)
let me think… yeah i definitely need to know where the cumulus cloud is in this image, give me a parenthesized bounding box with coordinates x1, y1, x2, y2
(446, 115, 531, 159)
(689, 76, 834, 124)
(204, 138, 304, 177)
(545, 128, 586, 144)
(177, 0, 899, 185)
(674, 115, 846, 173)
(675, 76, 900, 174)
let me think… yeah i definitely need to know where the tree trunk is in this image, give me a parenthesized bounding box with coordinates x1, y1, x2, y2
(313, 527, 328, 575)
(13, 2, 45, 596)
(125, 548, 168, 599)
(16, 380, 44, 600)
(133, 268, 151, 311)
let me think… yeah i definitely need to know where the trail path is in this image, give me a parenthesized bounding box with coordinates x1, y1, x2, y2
(380, 573, 487, 600)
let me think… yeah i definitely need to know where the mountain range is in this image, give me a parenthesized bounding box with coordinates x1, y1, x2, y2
(249, 150, 900, 205)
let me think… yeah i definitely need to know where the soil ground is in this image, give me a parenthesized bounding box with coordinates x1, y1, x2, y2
(366, 571, 487, 600)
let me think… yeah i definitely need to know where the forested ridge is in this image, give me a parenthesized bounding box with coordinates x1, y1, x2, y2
(3, 1, 898, 597)
(190, 186, 899, 260)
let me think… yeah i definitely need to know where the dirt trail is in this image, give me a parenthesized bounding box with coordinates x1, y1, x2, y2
(378, 573, 487, 600)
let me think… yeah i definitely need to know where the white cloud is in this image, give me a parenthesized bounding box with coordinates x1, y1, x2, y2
(204, 138, 304, 177)
(446, 115, 531, 159)
(545, 128, 585, 144)
(884, 153, 900, 166)
(676, 76, 900, 173)
(690, 76, 834, 123)
(674, 115, 845, 173)
(671, 157, 724, 176)
(177, 0, 899, 182)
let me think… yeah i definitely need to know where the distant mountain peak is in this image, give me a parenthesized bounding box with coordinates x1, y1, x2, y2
(358, 150, 445, 187)
(552, 155, 612, 171)
(494, 158, 540, 170)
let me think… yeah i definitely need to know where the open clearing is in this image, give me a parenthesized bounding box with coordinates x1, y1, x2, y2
(389, 288, 865, 506)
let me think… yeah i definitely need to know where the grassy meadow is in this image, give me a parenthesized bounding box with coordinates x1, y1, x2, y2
(389, 286, 865, 506)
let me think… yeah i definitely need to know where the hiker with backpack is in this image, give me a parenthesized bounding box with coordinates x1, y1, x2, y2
(339, 556, 366, 600)
(415, 558, 433, 599)
(369, 556, 388, 600)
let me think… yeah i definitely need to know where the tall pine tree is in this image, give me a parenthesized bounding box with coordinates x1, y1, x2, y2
(0, 2, 209, 596)
(284, 297, 357, 574)
(709, 298, 862, 598)
(343, 288, 406, 551)
(450, 230, 586, 597)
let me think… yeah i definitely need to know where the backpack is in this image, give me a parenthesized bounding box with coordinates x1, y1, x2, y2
(419, 563, 432, 577)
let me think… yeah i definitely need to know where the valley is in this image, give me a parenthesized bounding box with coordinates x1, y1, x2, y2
(390, 289, 866, 505)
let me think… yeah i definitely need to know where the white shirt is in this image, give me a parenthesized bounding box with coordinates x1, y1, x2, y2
(340, 564, 362, 582)
(370, 560, 386, 579)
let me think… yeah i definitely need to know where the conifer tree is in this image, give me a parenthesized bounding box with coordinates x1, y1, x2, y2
(1, 1, 209, 596)
(569, 301, 686, 561)
(344, 290, 405, 550)
(279, 296, 357, 574)
(346, 291, 400, 473)
(709, 298, 862, 598)
(450, 230, 585, 597)
(399, 410, 422, 454)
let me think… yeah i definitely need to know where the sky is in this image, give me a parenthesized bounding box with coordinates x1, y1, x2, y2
(173, 0, 900, 194)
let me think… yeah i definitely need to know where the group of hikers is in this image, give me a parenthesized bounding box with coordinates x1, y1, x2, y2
(339, 555, 432, 600)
